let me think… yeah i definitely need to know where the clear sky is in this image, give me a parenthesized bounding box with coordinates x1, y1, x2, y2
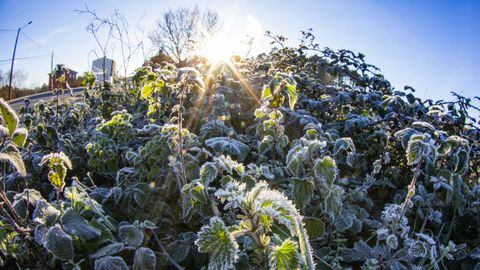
(1, 0, 479, 104)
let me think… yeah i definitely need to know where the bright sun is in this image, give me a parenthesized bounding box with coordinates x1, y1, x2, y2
(197, 33, 235, 64)
(196, 14, 263, 65)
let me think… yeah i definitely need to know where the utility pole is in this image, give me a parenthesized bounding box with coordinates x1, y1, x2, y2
(50, 51, 54, 71)
(50, 51, 54, 91)
(7, 21, 32, 100)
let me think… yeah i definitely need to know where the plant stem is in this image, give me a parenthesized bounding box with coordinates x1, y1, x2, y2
(391, 159, 423, 235)
(152, 233, 184, 270)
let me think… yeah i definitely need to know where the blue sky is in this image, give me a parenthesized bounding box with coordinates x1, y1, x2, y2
(0, 0, 479, 104)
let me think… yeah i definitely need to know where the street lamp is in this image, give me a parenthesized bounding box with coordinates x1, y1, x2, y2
(7, 21, 32, 100)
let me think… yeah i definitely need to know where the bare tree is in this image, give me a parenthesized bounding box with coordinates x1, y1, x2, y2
(0, 69, 27, 88)
(149, 6, 220, 65)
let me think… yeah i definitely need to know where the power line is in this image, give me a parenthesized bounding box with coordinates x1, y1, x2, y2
(0, 29, 16, 32)
(0, 54, 49, 63)
(20, 31, 50, 52)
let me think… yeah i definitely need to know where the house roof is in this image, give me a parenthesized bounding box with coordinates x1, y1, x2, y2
(65, 68, 77, 74)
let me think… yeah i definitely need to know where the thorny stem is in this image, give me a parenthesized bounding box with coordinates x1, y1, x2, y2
(392, 159, 423, 235)
(55, 91, 59, 129)
(380, 159, 423, 265)
(2, 162, 5, 191)
(174, 77, 189, 190)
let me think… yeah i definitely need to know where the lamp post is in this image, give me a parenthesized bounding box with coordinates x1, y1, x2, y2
(7, 21, 32, 100)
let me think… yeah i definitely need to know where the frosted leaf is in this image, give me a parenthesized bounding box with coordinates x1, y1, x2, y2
(0, 98, 19, 136)
(33, 199, 60, 226)
(181, 180, 207, 219)
(199, 162, 218, 186)
(0, 144, 26, 176)
(213, 155, 245, 175)
(94, 256, 129, 270)
(206, 137, 249, 161)
(269, 239, 300, 270)
(333, 210, 354, 232)
(406, 239, 429, 258)
(386, 234, 399, 250)
(34, 225, 49, 245)
(313, 156, 337, 186)
(91, 243, 125, 259)
(406, 134, 432, 165)
(133, 247, 157, 270)
(61, 208, 101, 240)
(292, 177, 315, 209)
(195, 217, 239, 270)
(333, 137, 356, 155)
(44, 224, 74, 261)
(119, 224, 144, 248)
(412, 121, 436, 132)
(244, 182, 315, 269)
(214, 180, 246, 210)
(394, 128, 417, 149)
(12, 127, 28, 148)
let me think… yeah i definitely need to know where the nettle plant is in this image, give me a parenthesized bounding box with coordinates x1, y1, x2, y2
(0, 29, 479, 269)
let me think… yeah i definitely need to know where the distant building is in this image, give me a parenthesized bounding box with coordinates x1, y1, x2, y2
(92, 57, 116, 83)
(49, 65, 77, 90)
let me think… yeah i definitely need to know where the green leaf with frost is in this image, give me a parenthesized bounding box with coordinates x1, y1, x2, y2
(0, 144, 26, 176)
(91, 243, 125, 259)
(34, 225, 48, 245)
(195, 217, 239, 270)
(33, 200, 60, 226)
(41, 152, 73, 191)
(181, 180, 207, 220)
(262, 86, 272, 99)
(61, 208, 101, 240)
(455, 149, 469, 174)
(12, 128, 28, 148)
(142, 79, 164, 99)
(95, 256, 129, 270)
(0, 98, 18, 136)
(244, 182, 315, 269)
(406, 134, 431, 165)
(119, 224, 144, 248)
(270, 239, 300, 270)
(333, 210, 354, 232)
(133, 247, 156, 270)
(205, 137, 249, 161)
(44, 225, 74, 261)
(285, 83, 297, 110)
(323, 185, 344, 220)
(334, 137, 356, 155)
(259, 135, 273, 155)
(200, 162, 218, 186)
(292, 177, 314, 209)
(313, 156, 337, 186)
(286, 149, 303, 175)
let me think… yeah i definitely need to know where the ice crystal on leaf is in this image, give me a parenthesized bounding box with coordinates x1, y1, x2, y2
(195, 217, 239, 270)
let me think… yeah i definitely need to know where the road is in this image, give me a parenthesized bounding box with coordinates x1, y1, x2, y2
(8, 87, 86, 111)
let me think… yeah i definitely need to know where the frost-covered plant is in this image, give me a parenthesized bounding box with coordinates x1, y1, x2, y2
(40, 152, 73, 194)
(195, 181, 315, 269)
(1, 28, 479, 270)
